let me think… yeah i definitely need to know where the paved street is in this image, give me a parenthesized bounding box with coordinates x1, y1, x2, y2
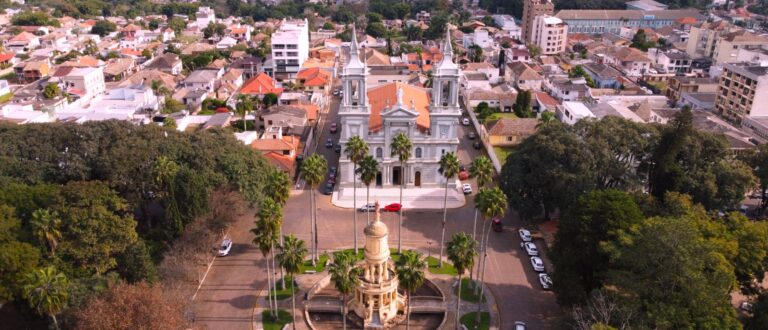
(192, 95, 561, 329)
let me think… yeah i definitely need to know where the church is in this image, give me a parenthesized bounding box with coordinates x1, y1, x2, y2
(337, 29, 462, 189)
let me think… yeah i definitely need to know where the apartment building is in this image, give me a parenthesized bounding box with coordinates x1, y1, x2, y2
(714, 63, 768, 123)
(271, 18, 309, 80)
(666, 76, 718, 103)
(522, 0, 554, 43)
(531, 15, 568, 55)
(686, 22, 768, 64)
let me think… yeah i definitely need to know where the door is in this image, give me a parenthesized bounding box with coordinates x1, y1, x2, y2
(376, 171, 383, 187)
(415, 171, 421, 187)
(393, 166, 402, 185)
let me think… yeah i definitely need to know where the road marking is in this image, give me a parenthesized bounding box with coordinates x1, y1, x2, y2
(191, 229, 230, 301)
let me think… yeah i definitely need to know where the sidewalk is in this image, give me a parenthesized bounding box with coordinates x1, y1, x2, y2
(331, 182, 467, 210)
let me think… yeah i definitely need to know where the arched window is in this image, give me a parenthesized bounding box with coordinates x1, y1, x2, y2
(415, 147, 422, 158)
(376, 147, 383, 158)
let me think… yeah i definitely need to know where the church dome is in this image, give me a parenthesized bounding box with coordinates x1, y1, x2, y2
(364, 218, 388, 237)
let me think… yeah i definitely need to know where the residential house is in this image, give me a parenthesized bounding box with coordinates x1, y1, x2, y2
(216, 36, 238, 50)
(14, 60, 51, 83)
(251, 126, 300, 174)
(665, 76, 718, 103)
(228, 24, 252, 42)
(680, 92, 716, 110)
(196, 7, 216, 29)
(145, 53, 183, 75)
(505, 62, 544, 90)
(463, 62, 500, 84)
(546, 77, 590, 101)
(583, 63, 623, 89)
(487, 118, 539, 146)
(557, 101, 596, 124)
(534, 90, 561, 113)
(216, 68, 243, 100)
(296, 67, 331, 93)
(119, 69, 179, 91)
(648, 49, 691, 74)
(505, 47, 531, 63)
(465, 88, 518, 112)
(602, 47, 651, 77)
(6, 32, 40, 53)
(60, 66, 106, 102)
(463, 28, 495, 49)
(103, 58, 136, 82)
(241, 72, 284, 97)
(182, 69, 223, 92)
(493, 14, 522, 40)
(260, 104, 310, 134)
(461, 72, 493, 91)
(0, 52, 16, 68)
(230, 56, 262, 80)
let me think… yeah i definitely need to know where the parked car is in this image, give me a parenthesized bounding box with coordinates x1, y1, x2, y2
(359, 203, 377, 212)
(325, 138, 333, 148)
(459, 165, 466, 172)
(530, 257, 545, 272)
(514, 321, 527, 330)
(462, 117, 470, 125)
(458, 171, 469, 180)
(468, 132, 476, 139)
(521, 242, 538, 256)
(473, 141, 482, 149)
(518, 229, 532, 242)
(330, 123, 338, 133)
(327, 177, 336, 185)
(218, 238, 233, 257)
(462, 183, 473, 194)
(323, 182, 334, 195)
(383, 203, 402, 212)
(329, 166, 337, 175)
(329, 172, 336, 180)
(538, 273, 552, 290)
(334, 144, 342, 153)
(333, 89, 340, 96)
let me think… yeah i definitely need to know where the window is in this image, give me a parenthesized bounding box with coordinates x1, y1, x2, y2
(274, 52, 283, 57)
(287, 52, 298, 57)
(376, 147, 383, 158)
(273, 44, 285, 49)
(415, 147, 422, 158)
(288, 59, 298, 65)
(507, 136, 513, 142)
(287, 44, 298, 49)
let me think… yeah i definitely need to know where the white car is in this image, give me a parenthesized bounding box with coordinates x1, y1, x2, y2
(530, 257, 545, 272)
(462, 183, 473, 194)
(520, 242, 539, 256)
(518, 228, 532, 242)
(358, 203, 377, 212)
(462, 117, 470, 126)
(514, 321, 527, 330)
(218, 238, 233, 257)
(538, 273, 552, 290)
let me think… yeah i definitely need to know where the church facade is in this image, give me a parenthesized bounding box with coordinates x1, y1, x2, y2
(338, 29, 462, 189)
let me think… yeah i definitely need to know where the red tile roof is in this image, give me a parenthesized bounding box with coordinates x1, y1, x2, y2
(241, 73, 283, 96)
(296, 67, 331, 87)
(367, 82, 430, 132)
(0, 52, 15, 63)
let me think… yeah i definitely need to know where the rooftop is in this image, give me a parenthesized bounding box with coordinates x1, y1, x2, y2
(555, 8, 702, 21)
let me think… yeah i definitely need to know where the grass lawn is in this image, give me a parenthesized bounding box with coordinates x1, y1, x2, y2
(426, 256, 458, 276)
(460, 312, 490, 330)
(494, 147, 514, 166)
(262, 309, 292, 330)
(483, 112, 518, 123)
(269, 276, 296, 300)
(455, 278, 486, 303)
(299, 253, 329, 273)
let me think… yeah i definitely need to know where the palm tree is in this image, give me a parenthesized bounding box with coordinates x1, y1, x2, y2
(474, 187, 507, 324)
(328, 250, 361, 330)
(236, 94, 253, 131)
(395, 250, 427, 330)
(277, 235, 308, 330)
(356, 155, 379, 225)
(390, 132, 412, 254)
(251, 197, 282, 318)
(266, 170, 291, 207)
(23, 266, 68, 330)
(30, 209, 61, 257)
(447, 232, 477, 330)
(438, 152, 460, 267)
(469, 156, 494, 241)
(300, 154, 327, 264)
(345, 136, 369, 253)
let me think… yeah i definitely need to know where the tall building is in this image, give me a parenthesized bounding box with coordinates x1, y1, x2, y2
(271, 18, 309, 80)
(522, 0, 554, 43)
(338, 28, 461, 189)
(715, 63, 768, 123)
(531, 15, 567, 55)
(195, 7, 216, 29)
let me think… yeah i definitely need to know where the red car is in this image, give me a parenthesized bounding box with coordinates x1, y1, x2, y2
(458, 171, 469, 181)
(383, 203, 402, 212)
(330, 123, 338, 133)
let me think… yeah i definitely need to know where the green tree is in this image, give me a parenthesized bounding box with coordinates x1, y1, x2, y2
(395, 250, 427, 330)
(747, 292, 768, 330)
(263, 92, 278, 108)
(322, 22, 334, 30)
(116, 240, 157, 284)
(550, 190, 644, 306)
(251, 197, 282, 318)
(276, 235, 308, 329)
(266, 170, 291, 206)
(203, 22, 227, 39)
(91, 20, 117, 37)
(345, 136, 369, 253)
(168, 17, 187, 34)
(23, 266, 68, 330)
(473, 186, 506, 323)
(328, 250, 361, 330)
(141, 49, 153, 59)
(300, 154, 326, 265)
(391, 132, 412, 253)
(469, 45, 483, 63)
(163, 116, 177, 129)
(569, 65, 596, 88)
(236, 94, 254, 131)
(438, 152, 461, 268)
(630, 29, 654, 51)
(43, 83, 60, 99)
(513, 90, 533, 118)
(366, 22, 387, 38)
(30, 208, 61, 257)
(356, 155, 379, 225)
(11, 11, 60, 27)
(469, 156, 494, 241)
(447, 232, 477, 329)
(540, 111, 556, 123)
(0, 205, 41, 303)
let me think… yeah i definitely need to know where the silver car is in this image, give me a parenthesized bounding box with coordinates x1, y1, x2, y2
(218, 238, 233, 257)
(518, 228, 532, 242)
(520, 242, 539, 256)
(530, 256, 545, 272)
(538, 273, 553, 290)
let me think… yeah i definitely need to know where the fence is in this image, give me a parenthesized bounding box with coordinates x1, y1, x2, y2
(462, 97, 502, 173)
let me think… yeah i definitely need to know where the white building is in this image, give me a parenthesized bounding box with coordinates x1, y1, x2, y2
(462, 28, 495, 50)
(532, 15, 567, 55)
(493, 15, 522, 40)
(557, 101, 595, 124)
(62, 67, 106, 103)
(196, 7, 216, 29)
(271, 18, 309, 79)
(338, 28, 461, 189)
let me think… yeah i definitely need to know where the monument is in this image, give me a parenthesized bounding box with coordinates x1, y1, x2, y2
(350, 201, 405, 328)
